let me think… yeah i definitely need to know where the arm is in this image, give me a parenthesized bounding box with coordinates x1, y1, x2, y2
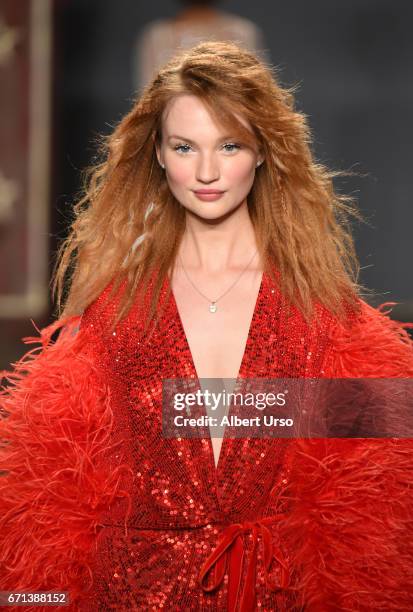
(279, 300, 413, 610)
(0, 314, 132, 611)
(327, 299, 413, 378)
(280, 435, 413, 611)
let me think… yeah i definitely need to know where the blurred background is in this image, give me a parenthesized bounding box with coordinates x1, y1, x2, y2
(0, 0, 412, 369)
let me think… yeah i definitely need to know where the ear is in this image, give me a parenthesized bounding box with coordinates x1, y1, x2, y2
(154, 143, 162, 166)
(153, 133, 164, 167)
(256, 147, 264, 167)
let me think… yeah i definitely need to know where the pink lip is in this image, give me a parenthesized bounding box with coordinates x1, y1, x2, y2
(193, 191, 225, 202)
(194, 189, 225, 194)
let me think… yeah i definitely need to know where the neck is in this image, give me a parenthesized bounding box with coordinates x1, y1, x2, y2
(177, 200, 261, 275)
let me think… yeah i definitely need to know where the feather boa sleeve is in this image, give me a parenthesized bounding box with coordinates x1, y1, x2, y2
(0, 315, 132, 611)
(279, 300, 413, 611)
(328, 299, 413, 378)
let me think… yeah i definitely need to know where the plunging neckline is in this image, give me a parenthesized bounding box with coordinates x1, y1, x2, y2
(166, 269, 265, 476)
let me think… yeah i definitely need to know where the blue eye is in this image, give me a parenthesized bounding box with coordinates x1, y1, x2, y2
(223, 143, 241, 152)
(173, 142, 241, 154)
(174, 144, 192, 154)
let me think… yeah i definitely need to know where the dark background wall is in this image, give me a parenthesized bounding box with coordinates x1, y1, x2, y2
(54, 0, 413, 310)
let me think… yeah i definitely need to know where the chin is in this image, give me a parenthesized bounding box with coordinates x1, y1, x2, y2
(185, 204, 238, 221)
(179, 195, 246, 217)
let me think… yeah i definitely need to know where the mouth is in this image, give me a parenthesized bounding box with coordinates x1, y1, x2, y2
(194, 189, 225, 194)
(193, 189, 225, 201)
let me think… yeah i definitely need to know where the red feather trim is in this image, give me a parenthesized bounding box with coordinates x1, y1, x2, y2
(327, 300, 413, 377)
(275, 300, 413, 609)
(2, 300, 413, 610)
(279, 436, 413, 610)
(0, 316, 133, 611)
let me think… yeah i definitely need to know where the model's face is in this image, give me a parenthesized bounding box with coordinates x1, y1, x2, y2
(155, 94, 263, 220)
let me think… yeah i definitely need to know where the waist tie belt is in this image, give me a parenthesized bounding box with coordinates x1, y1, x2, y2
(198, 514, 290, 612)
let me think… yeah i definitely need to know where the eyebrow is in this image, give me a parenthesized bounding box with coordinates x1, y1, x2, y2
(167, 134, 238, 144)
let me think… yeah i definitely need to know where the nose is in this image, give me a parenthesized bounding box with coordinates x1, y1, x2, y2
(195, 153, 220, 184)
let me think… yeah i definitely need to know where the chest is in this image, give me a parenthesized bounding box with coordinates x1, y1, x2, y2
(100, 272, 334, 474)
(170, 269, 263, 380)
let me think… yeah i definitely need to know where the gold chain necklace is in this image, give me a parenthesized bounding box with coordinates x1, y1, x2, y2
(178, 250, 258, 313)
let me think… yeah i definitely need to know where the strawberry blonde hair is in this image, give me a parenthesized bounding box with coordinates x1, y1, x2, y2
(52, 40, 363, 332)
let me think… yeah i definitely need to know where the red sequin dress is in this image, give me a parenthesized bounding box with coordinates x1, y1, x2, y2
(1, 269, 413, 611)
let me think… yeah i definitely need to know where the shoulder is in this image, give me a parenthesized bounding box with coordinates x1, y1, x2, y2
(325, 298, 413, 377)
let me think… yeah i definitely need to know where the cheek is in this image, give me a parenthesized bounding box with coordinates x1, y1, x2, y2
(165, 157, 192, 186)
(225, 157, 255, 184)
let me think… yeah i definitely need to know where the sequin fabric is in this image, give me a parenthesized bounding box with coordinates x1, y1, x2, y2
(78, 269, 340, 611)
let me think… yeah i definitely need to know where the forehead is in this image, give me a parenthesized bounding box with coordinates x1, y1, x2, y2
(161, 94, 253, 137)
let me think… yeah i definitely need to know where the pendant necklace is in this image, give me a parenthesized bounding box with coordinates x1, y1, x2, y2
(178, 250, 258, 313)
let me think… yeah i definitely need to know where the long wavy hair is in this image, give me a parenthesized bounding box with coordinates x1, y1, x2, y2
(52, 40, 364, 333)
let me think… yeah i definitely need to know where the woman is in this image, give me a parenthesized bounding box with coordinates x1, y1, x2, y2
(1, 41, 413, 611)
(134, 0, 267, 89)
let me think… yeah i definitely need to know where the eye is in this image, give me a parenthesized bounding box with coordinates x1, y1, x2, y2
(173, 142, 241, 155)
(174, 144, 192, 154)
(222, 143, 241, 153)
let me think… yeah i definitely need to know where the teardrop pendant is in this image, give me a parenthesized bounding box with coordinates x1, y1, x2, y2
(209, 302, 217, 313)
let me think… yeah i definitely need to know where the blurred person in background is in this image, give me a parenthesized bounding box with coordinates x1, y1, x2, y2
(1, 41, 413, 611)
(134, 0, 268, 90)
